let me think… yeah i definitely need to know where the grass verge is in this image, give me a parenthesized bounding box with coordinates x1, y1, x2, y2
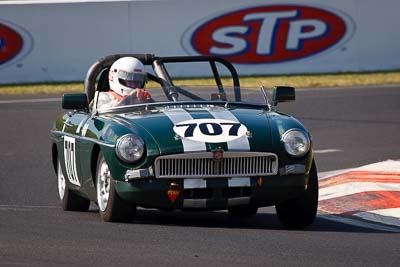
(0, 71, 399, 95)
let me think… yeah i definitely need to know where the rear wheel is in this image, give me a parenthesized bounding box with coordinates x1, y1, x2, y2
(228, 205, 258, 218)
(275, 160, 318, 229)
(96, 152, 136, 222)
(57, 159, 90, 211)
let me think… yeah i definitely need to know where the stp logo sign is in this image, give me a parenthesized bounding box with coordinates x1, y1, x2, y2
(182, 5, 354, 63)
(0, 19, 32, 67)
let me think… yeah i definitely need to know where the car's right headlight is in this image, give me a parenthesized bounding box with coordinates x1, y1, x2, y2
(115, 134, 145, 163)
(281, 129, 310, 158)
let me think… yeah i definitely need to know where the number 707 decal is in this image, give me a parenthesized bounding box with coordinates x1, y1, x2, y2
(173, 119, 248, 143)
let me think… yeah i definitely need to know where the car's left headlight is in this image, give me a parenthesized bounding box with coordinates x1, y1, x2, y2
(281, 129, 310, 157)
(115, 134, 145, 163)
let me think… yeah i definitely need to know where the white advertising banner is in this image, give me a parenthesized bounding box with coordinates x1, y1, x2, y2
(0, 0, 399, 83)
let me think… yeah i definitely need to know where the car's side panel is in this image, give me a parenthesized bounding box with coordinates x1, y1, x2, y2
(51, 112, 93, 199)
(77, 114, 162, 190)
(63, 113, 91, 191)
(76, 115, 103, 201)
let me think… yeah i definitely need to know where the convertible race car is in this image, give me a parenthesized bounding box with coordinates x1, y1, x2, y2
(51, 54, 318, 229)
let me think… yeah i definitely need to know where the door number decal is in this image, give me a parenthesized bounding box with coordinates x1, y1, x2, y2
(63, 136, 81, 186)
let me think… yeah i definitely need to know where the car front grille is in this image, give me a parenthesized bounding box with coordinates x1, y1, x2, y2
(154, 152, 278, 178)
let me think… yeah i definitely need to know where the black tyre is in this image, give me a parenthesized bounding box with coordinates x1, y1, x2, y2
(96, 152, 136, 222)
(57, 160, 90, 211)
(228, 205, 258, 218)
(275, 160, 318, 229)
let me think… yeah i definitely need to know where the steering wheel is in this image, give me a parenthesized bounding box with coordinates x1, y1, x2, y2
(117, 94, 141, 106)
(117, 93, 154, 106)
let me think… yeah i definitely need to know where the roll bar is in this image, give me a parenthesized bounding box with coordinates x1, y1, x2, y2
(84, 54, 241, 103)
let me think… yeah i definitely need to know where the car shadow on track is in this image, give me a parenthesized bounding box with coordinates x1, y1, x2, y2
(84, 207, 399, 234)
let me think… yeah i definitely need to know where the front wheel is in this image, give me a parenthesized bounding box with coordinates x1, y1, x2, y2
(275, 160, 319, 229)
(96, 152, 136, 222)
(57, 159, 90, 211)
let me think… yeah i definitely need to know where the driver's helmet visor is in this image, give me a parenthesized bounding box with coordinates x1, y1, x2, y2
(118, 70, 146, 88)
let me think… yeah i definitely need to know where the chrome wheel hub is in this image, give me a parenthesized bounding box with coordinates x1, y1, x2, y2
(97, 159, 111, 212)
(57, 161, 65, 200)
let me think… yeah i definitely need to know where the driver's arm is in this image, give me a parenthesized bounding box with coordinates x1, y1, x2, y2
(97, 92, 120, 109)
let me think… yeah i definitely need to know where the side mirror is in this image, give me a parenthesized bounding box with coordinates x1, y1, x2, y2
(272, 86, 295, 105)
(62, 93, 89, 110)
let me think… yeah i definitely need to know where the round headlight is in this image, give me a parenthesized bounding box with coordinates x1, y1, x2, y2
(115, 134, 145, 163)
(281, 129, 310, 157)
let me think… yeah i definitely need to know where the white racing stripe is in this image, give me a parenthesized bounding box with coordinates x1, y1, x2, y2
(184, 179, 207, 189)
(205, 106, 250, 150)
(163, 107, 251, 152)
(162, 108, 206, 152)
(228, 177, 251, 187)
(184, 177, 250, 189)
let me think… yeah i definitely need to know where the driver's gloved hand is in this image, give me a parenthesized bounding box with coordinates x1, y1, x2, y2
(136, 89, 151, 101)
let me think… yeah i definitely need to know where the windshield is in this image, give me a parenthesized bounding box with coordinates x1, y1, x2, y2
(95, 85, 270, 111)
(149, 85, 267, 103)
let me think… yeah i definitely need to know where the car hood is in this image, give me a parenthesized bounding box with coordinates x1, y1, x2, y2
(111, 106, 276, 155)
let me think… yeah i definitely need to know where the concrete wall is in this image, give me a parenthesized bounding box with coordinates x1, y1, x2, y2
(0, 0, 399, 83)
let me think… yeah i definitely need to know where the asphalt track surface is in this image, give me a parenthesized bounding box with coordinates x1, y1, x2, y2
(0, 85, 399, 266)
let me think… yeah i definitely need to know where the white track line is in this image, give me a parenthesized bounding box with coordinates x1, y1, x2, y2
(0, 98, 60, 104)
(319, 182, 400, 201)
(297, 84, 400, 92)
(356, 159, 400, 172)
(0, 204, 58, 210)
(318, 159, 400, 180)
(318, 168, 355, 180)
(314, 149, 342, 154)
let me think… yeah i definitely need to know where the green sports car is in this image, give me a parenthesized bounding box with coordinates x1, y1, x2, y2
(51, 54, 318, 229)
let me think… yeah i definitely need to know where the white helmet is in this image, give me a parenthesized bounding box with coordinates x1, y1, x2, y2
(108, 57, 147, 96)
